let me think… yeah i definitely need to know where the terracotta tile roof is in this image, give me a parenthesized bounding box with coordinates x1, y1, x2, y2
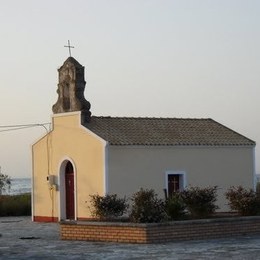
(84, 116, 255, 146)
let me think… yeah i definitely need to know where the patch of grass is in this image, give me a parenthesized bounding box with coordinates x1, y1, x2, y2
(0, 193, 31, 216)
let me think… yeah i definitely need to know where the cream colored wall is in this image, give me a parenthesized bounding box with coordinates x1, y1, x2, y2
(32, 112, 106, 220)
(107, 145, 255, 211)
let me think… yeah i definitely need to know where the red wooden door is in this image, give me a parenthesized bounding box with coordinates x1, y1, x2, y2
(168, 174, 180, 197)
(65, 162, 75, 220)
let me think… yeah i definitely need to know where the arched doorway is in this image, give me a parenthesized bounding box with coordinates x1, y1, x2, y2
(65, 161, 75, 219)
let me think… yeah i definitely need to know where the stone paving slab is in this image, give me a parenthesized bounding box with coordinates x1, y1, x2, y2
(1, 216, 260, 259)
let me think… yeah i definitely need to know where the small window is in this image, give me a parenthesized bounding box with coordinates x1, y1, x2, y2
(166, 171, 186, 197)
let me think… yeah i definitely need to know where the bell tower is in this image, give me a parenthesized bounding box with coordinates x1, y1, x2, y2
(52, 57, 91, 123)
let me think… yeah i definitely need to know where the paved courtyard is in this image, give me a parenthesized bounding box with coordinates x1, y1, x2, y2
(1, 216, 260, 259)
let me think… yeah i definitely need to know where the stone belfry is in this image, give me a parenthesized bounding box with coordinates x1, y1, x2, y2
(52, 57, 91, 123)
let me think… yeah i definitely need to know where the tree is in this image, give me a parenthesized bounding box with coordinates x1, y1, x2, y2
(0, 167, 11, 195)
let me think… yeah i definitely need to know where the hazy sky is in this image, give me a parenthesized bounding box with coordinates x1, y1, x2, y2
(0, 0, 259, 178)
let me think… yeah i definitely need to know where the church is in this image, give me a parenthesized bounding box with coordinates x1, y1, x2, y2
(32, 57, 256, 222)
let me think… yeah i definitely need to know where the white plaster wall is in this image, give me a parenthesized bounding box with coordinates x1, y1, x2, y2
(107, 145, 255, 211)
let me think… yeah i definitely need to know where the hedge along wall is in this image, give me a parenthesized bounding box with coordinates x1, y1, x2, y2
(60, 216, 260, 244)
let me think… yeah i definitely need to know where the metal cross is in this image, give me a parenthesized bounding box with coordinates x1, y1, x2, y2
(64, 40, 75, 57)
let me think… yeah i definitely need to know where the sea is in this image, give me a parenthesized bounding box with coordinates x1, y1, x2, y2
(3, 178, 31, 195)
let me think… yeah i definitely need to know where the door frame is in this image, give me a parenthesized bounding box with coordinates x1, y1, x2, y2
(59, 158, 77, 221)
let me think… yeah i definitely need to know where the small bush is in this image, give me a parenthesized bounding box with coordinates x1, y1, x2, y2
(0, 193, 31, 216)
(165, 193, 186, 220)
(130, 188, 167, 223)
(89, 194, 128, 219)
(181, 186, 218, 218)
(225, 186, 260, 216)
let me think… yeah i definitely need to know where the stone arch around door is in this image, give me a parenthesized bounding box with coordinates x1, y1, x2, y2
(59, 159, 76, 221)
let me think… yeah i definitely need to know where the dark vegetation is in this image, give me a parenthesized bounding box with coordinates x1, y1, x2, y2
(0, 173, 31, 216)
(89, 184, 260, 223)
(89, 186, 221, 223)
(1, 171, 259, 220)
(130, 188, 167, 223)
(180, 186, 218, 218)
(165, 192, 186, 220)
(89, 194, 128, 220)
(0, 193, 31, 216)
(225, 185, 260, 216)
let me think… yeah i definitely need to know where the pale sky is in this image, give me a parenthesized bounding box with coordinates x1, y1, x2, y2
(0, 0, 259, 178)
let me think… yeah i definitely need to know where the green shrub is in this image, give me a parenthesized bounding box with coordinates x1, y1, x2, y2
(225, 186, 260, 216)
(165, 193, 186, 220)
(130, 188, 167, 223)
(89, 194, 128, 219)
(181, 186, 218, 218)
(0, 193, 31, 216)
